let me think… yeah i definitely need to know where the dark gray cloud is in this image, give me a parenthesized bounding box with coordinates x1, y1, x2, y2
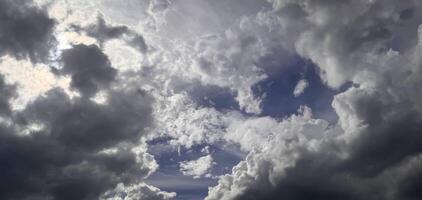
(398, 163, 422, 200)
(0, 75, 16, 116)
(21, 88, 152, 150)
(129, 35, 148, 54)
(342, 98, 422, 177)
(233, 104, 422, 200)
(0, 10, 162, 198)
(61, 44, 117, 97)
(85, 16, 148, 53)
(0, 87, 153, 200)
(234, 153, 359, 200)
(86, 16, 129, 44)
(0, 0, 56, 62)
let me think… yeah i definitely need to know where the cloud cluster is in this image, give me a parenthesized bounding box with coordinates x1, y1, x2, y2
(0, 86, 158, 199)
(0, 56, 73, 110)
(2, 0, 422, 199)
(47, 1, 422, 199)
(101, 181, 176, 200)
(180, 155, 215, 179)
(0, 2, 170, 197)
(207, 107, 337, 199)
(206, 0, 422, 200)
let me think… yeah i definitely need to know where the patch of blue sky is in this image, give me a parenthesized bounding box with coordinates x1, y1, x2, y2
(146, 139, 245, 200)
(187, 84, 240, 112)
(253, 53, 351, 123)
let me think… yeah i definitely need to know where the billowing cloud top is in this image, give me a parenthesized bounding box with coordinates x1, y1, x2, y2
(1, 0, 422, 200)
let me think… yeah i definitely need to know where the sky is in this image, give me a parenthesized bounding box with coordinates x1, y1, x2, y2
(1, 0, 422, 200)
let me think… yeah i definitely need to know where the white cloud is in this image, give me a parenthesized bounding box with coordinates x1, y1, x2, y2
(151, 93, 227, 148)
(206, 107, 339, 200)
(293, 79, 308, 97)
(101, 182, 176, 200)
(180, 155, 216, 179)
(103, 40, 144, 72)
(0, 56, 76, 110)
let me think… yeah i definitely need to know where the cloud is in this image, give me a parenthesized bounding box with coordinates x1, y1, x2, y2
(152, 93, 228, 148)
(0, 56, 74, 110)
(2, 0, 422, 199)
(0, 74, 16, 116)
(128, 35, 148, 54)
(86, 16, 129, 44)
(180, 155, 215, 179)
(85, 16, 148, 53)
(87, 0, 291, 114)
(293, 79, 308, 97)
(60, 44, 117, 97)
(0, 85, 155, 200)
(101, 182, 176, 200)
(206, 107, 337, 200)
(0, 0, 56, 62)
(206, 1, 422, 200)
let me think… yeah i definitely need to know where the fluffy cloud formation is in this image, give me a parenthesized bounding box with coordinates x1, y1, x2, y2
(180, 155, 216, 179)
(207, 107, 337, 200)
(101, 182, 176, 200)
(0, 85, 158, 199)
(60, 44, 117, 97)
(206, 0, 422, 200)
(2, 0, 422, 199)
(0, 1, 168, 197)
(293, 79, 308, 97)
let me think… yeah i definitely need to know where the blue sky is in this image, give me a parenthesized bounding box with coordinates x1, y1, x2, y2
(147, 139, 245, 200)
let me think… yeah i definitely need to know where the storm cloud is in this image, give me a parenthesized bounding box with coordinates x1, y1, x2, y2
(0, 86, 155, 200)
(0, 0, 56, 62)
(60, 44, 117, 97)
(0, 75, 15, 116)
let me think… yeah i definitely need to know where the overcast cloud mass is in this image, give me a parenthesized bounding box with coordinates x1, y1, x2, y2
(1, 0, 422, 199)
